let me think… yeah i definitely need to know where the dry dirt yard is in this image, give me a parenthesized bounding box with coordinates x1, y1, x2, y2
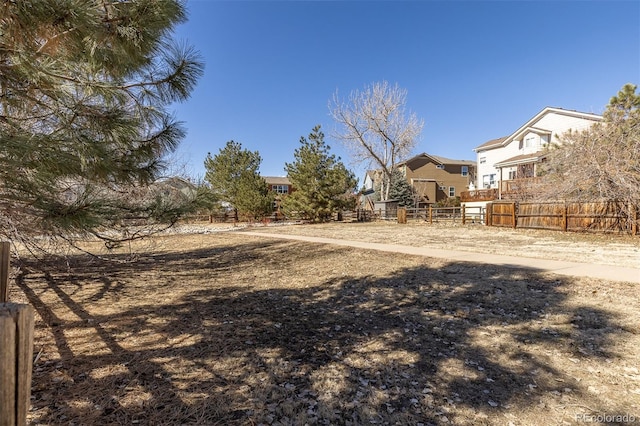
(8, 221, 640, 425)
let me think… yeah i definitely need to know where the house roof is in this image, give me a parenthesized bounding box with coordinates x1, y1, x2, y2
(475, 136, 509, 151)
(474, 107, 603, 152)
(494, 151, 547, 168)
(153, 176, 196, 190)
(398, 152, 475, 167)
(263, 176, 291, 185)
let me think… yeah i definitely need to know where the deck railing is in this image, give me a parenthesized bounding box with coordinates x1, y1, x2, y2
(460, 188, 498, 202)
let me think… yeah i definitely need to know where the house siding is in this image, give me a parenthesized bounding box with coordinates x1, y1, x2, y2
(404, 156, 473, 203)
(475, 109, 602, 190)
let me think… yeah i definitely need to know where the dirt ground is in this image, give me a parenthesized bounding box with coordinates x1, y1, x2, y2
(236, 221, 640, 269)
(8, 221, 640, 425)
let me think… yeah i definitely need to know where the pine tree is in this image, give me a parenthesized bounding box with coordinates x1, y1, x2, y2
(388, 169, 416, 207)
(204, 141, 273, 220)
(0, 0, 204, 251)
(283, 125, 357, 222)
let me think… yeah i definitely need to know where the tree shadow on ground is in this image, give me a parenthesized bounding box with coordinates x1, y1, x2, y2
(15, 236, 636, 425)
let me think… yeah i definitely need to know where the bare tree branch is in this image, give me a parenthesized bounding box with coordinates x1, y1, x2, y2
(330, 81, 423, 200)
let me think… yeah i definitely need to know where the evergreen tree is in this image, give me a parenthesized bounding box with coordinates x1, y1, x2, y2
(283, 125, 357, 222)
(0, 0, 203, 251)
(204, 141, 273, 220)
(388, 169, 416, 207)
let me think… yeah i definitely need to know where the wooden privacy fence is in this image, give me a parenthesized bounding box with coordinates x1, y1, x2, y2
(1, 241, 35, 426)
(487, 201, 639, 235)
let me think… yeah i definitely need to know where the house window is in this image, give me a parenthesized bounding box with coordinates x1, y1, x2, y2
(461, 166, 468, 177)
(525, 135, 537, 148)
(439, 185, 446, 191)
(508, 170, 517, 180)
(479, 156, 486, 164)
(482, 174, 496, 188)
(449, 186, 455, 197)
(436, 164, 445, 170)
(272, 185, 288, 194)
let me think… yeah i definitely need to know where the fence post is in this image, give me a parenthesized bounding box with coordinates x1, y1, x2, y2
(630, 204, 638, 236)
(0, 303, 35, 426)
(486, 203, 492, 226)
(511, 202, 517, 229)
(428, 206, 433, 224)
(0, 242, 9, 304)
(462, 205, 466, 225)
(397, 207, 406, 224)
(562, 203, 568, 232)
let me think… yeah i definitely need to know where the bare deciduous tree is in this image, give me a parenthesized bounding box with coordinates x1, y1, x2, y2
(535, 84, 640, 206)
(330, 81, 424, 200)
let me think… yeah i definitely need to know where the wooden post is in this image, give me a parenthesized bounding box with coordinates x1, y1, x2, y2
(562, 203, 568, 232)
(629, 204, 637, 236)
(511, 202, 517, 229)
(397, 207, 407, 224)
(486, 203, 492, 227)
(428, 206, 433, 224)
(0, 303, 35, 426)
(0, 242, 9, 304)
(462, 205, 466, 225)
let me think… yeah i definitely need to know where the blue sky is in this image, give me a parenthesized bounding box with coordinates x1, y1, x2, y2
(170, 0, 639, 183)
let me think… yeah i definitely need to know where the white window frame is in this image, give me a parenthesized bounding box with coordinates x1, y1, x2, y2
(449, 186, 455, 197)
(524, 135, 537, 148)
(272, 185, 289, 194)
(482, 174, 497, 188)
(461, 166, 468, 177)
(436, 164, 445, 170)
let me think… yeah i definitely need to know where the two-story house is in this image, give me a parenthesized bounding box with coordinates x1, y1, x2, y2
(399, 153, 475, 206)
(263, 176, 293, 218)
(363, 153, 476, 207)
(468, 107, 602, 202)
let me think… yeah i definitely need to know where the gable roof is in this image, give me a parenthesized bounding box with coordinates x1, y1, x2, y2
(263, 176, 291, 185)
(475, 136, 509, 151)
(474, 107, 603, 152)
(398, 152, 475, 167)
(494, 152, 547, 168)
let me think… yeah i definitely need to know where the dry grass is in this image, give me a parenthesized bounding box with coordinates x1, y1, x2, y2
(7, 222, 640, 425)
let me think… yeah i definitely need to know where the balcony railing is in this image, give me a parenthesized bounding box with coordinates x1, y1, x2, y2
(461, 178, 545, 202)
(460, 188, 498, 202)
(500, 177, 542, 200)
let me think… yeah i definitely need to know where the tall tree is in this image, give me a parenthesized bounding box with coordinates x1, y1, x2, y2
(536, 84, 640, 207)
(0, 0, 203, 252)
(283, 125, 357, 222)
(329, 81, 424, 200)
(204, 141, 273, 220)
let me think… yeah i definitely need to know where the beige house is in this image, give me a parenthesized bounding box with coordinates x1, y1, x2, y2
(467, 107, 602, 202)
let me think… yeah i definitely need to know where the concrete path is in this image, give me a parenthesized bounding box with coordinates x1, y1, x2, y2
(242, 231, 640, 284)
